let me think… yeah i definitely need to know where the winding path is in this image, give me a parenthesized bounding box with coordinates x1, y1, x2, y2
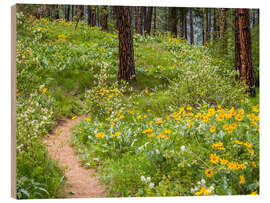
(44, 116, 106, 198)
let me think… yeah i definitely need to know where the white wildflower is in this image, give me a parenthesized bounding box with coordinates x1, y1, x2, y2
(141, 175, 146, 182)
(149, 182, 154, 189)
(181, 145, 186, 152)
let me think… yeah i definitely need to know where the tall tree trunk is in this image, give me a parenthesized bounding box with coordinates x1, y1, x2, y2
(66, 5, 70, 21)
(257, 9, 259, 24)
(71, 5, 74, 21)
(180, 8, 185, 38)
(184, 8, 187, 40)
(135, 7, 143, 34)
(205, 9, 209, 44)
(91, 6, 96, 27)
(144, 7, 153, 36)
(190, 8, 194, 44)
(100, 6, 108, 31)
(142, 7, 146, 32)
(213, 8, 217, 40)
(87, 6, 92, 26)
(113, 6, 119, 29)
(220, 8, 228, 54)
(169, 7, 178, 38)
(55, 5, 59, 19)
(238, 9, 255, 96)
(117, 6, 135, 81)
(75, 5, 83, 30)
(153, 7, 157, 36)
(202, 15, 205, 45)
(234, 9, 241, 81)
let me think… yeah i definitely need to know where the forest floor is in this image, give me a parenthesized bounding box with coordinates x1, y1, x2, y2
(44, 116, 107, 198)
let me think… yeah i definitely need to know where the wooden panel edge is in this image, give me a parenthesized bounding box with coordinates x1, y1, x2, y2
(11, 4, 17, 199)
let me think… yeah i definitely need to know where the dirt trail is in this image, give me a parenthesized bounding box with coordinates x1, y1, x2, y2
(44, 116, 106, 198)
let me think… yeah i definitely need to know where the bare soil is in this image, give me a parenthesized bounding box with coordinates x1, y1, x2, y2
(44, 116, 107, 198)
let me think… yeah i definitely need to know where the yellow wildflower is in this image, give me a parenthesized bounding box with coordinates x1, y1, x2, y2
(210, 153, 220, 164)
(205, 169, 214, 178)
(210, 126, 216, 133)
(42, 88, 47, 93)
(96, 132, 105, 138)
(239, 175, 245, 184)
(235, 114, 243, 121)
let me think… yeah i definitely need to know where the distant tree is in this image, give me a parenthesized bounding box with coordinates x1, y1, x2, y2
(100, 6, 108, 31)
(91, 6, 96, 27)
(238, 9, 256, 96)
(180, 8, 185, 38)
(135, 7, 143, 34)
(117, 6, 135, 81)
(153, 7, 157, 36)
(234, 9, 241, 81)
(75, 5, 84, 30)
(169, 7, 178, 38)
(87, 6, 92, 25)
(190, 8, 194, 44)
(213, 8, 217, 40)
(54, 5, 59, 19)
(144, 7, 153, 36)
(220, 8, 228, 53)
(205, 8, 209, 44)
(184, 8, 187, 40)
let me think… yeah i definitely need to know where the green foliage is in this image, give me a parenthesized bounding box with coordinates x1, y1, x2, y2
(17, 13, 259, 199)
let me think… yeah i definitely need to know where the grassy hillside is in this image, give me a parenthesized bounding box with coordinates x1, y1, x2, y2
(16, 14, 259, 198)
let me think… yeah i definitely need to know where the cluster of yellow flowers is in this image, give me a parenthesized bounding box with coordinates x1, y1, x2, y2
(195, 186, 212, 196)
(97, 87, 123, 97)
(212, 142, 225, 151)
(210, 153, 247, 170)
(96, 132, 105, 138)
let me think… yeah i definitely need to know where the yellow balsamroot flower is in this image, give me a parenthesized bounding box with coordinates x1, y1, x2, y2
(163, 134, 169, 140)
(156, 120, 163, 124)
(187, 106, 192, 111)
(203, 115, 209, 123)
(237, 109, 245, 115)
(145, 89, 148, 94)
(220, 158, 228, 165)
(148, 121, 153, 125)
(248, 149, 255, 155)
(164, 129, 172, 134)
(235, 140, 243, 145)
(157, 133, 163, 139)
(166, 115, 170, 120)
(99, 123, 103, 127)
(42, 88, 47, 93)
(212, 142, 225, 150)
(72, 116, 77, 120)
(142, 128, 153, 134)
(96, 132, 105, 138)
(235, 114, 243, 121)
(239, 175, 245, 184)
(231, 123, 238, 129)
(115, 132, 121, 136)
(195, 113, 202, 119)
(252, 161, 257, 168)
(210, 126, 216, 133)
(111, 122, 115, 126)
(244, 142, 252, 148)
(217, 114, 225, 121)
(249, 191, 258, 195)
(207, 108, 216, 117)
(108, 107, 113, 111)
(252, 105, 259, 113)
(137, 115, 142, 119)
(148, 133, 154, 138)
(195, 187, 211, 196)
(210, 153, 220, 164)
(119, 115, 125, 119)
(187, 122, 194, 128)
(229, 107, 236, 116)
(84, 117, 91, 122)
(205, 169, 214, 178)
